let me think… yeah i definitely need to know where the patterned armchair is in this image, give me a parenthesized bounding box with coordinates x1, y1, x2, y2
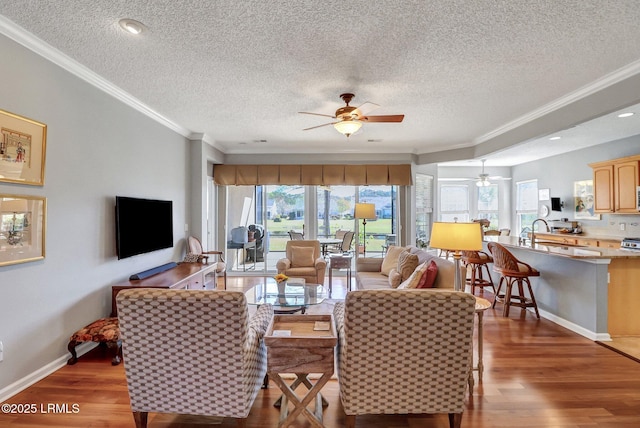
(333, 289, 475, 428)
(116, 288, 273, 428)
(276, 240, 326, 284)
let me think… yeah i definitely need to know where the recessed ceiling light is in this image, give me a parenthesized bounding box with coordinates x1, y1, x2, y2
(118, 19, 145, 35)
(617, 112, 634, 118)
(549, 136, 561, 141)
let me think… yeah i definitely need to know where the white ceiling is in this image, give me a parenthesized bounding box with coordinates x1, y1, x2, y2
(2, 1, 640, 165)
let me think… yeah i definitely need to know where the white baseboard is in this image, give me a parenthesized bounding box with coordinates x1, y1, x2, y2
(538, 309, 611, 342)
(0, 342, 97, 402)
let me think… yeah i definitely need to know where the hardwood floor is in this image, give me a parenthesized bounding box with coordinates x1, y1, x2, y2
(2, 277, 640, 427)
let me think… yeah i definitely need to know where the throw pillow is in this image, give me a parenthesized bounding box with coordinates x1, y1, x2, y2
(417, 260, 439, 288)
(397, 251, 419, 281)
(388, 268, 402, 288)
(380, 246, 407, 276)
(398, 261, 428, 289)
(291, 246, 315, 267)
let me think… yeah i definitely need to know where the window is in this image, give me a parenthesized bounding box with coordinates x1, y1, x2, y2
(440, 184, 469, 222)
(415, 173, 433, 247)
(316, 186, 355, 238)
(516, 179, 538, 236)
(476, 184, 499, 229)
(358, 185, 397, 254)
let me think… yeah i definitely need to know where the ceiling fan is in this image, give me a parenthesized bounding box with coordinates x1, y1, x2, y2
(475, 159, 512, 186)
(438, 159, 512, 184)
(476, 159, 492, 187)
(299, 93, 404, 137)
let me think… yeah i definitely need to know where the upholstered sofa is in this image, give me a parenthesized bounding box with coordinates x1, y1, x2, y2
(355, 246, 459, 290)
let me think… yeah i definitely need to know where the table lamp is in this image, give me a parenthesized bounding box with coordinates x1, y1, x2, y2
(429, 221, 483, 291)
(354, 203, 376, 257)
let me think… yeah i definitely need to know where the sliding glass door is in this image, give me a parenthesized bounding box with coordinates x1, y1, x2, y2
(224, 184, 398, 274)
(225, 185, 307, 274)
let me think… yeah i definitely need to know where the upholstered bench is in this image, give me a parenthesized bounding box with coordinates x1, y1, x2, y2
(67, 317, 122, 365)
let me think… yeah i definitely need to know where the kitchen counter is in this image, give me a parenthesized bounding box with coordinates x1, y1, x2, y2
(485, 236, 640, 260)
(483, 236, 640, 341)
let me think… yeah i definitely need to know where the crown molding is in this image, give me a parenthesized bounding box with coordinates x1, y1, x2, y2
(0, 15, 192, 139)
(475, 59, 640, 145)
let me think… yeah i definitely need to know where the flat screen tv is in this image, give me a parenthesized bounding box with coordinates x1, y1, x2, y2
(115, 196, 173, 259)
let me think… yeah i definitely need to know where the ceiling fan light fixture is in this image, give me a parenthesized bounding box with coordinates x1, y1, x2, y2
(334, 120, 362, 137)
(476, 178, 491, 187)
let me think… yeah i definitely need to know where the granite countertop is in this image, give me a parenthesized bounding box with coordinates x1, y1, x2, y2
(484, 236, 640, 260)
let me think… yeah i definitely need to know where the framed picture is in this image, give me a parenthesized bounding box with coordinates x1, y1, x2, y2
(538, 188, 550, 201)
(0, 109, 47, 186)
(574, 180, 600, 220)
(0, 194, 46, 267)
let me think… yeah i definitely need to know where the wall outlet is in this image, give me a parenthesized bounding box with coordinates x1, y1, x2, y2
(0, 341, 3, 362)
(620, 223, 626, 231)
(184, 223, 189, 232)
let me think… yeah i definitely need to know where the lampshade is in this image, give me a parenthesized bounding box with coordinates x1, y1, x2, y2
(354, 203, 376, 219)
(334, 120, 362, 137)
(429, 222, 482, 251)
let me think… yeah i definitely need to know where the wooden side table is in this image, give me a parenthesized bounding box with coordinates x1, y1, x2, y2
(469, 296, 492, 394)
(265, 314, 337, 428)
(328, 254, 352, 297)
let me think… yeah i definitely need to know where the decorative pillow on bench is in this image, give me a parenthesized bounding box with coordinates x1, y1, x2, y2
(381, 245, 407, 276)
(398, 260, 438, 289)
(417, 260, 438, 288)
(397, 251, 419, 281)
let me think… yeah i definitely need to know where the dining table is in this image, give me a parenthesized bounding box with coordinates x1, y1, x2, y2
(317, 238, 342, 256)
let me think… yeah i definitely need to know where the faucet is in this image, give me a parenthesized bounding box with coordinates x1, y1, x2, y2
(530, 218, 549, 247)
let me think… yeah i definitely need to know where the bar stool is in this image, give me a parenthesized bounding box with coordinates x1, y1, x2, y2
(462, 250, 495, 296)
(487, 242, 540, 318)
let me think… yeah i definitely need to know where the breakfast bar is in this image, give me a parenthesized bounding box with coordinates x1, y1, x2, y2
(483, 236, 640, 341)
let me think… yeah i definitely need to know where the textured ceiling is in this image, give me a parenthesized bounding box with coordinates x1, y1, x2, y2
(2, 0, 640, 164)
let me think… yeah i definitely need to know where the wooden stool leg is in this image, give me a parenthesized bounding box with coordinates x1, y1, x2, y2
(526, 277, 540, 319)
(470, 264, 478, 294)
(492, 276, 505, 309)
(481, 263, 496, 294)
(503, 278, 514, 317)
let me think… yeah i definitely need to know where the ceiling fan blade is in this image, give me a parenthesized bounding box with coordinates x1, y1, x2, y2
(302, 122, 337, 131)
(354, 101, 380, 117)
(361, 114, 405, 123)
(299, 111, 336, 119)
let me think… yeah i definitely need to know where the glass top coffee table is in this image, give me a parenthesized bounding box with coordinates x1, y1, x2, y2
(245, 278, 327, 314)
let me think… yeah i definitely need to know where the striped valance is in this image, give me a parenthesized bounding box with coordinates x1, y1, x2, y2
(213, 164, 412, 186)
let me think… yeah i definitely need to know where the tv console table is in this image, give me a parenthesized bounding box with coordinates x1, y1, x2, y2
(110, 262, 217, 317)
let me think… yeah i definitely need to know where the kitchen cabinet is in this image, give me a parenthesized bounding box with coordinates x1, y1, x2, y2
(614, 160, 639, 212)
(592, 164, 615, 212)
(534, 232, 621, 249)
(575, 237, 599, 247)
(599, 239, 621, 249)
(589, 155, 640, 214)
(535, 233, 578, 245)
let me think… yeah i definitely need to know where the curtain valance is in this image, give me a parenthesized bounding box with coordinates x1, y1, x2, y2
(213, 164, 412, 185)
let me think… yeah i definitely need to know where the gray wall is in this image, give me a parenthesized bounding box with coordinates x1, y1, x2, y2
(511, 137, 640, 238)
(0, 35, 190, 394)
